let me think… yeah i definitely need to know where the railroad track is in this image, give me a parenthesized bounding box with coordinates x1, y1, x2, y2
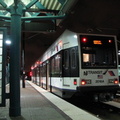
(114, 93, 120, 103)
(66, 96, 120, 120)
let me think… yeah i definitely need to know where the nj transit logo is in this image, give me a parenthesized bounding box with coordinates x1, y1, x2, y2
(84, 71, 103, 76)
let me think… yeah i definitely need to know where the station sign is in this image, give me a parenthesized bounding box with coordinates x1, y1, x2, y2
(0, 28, 6, 107)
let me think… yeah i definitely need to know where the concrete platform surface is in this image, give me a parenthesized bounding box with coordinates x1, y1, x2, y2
(0, 81, 100, 120)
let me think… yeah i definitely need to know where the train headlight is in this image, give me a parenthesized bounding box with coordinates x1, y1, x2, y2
(109, 79, 119, 84)
(81, 80, 86, 85)
(81, 79, 91, 85)
(114, 79, 119, 84)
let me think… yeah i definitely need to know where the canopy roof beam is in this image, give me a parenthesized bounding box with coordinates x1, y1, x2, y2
(26, 0, 39, 10)
(0, 0, 7, 8)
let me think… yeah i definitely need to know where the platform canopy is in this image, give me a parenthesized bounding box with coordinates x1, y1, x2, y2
(0, 0, 78, 32)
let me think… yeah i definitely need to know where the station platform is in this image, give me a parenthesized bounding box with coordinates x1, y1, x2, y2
(0, 81, 100, 120)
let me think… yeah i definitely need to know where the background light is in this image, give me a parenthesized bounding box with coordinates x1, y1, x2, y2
(118, 50, 120, 55)
(5, 40, 11, 45)
(74, 35, 77, 38)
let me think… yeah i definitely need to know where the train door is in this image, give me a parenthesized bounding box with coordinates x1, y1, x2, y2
(63, 43, 71, 86)
(46, 61, 51, 91)
(42, 62, 47, 89)
(34, 68, 37, 84)
(40, 64, 43, 88)
(63, 46, 79, 86)
(70, 47, 79, 77)
(38, 65, 41, 86)
(36, 66, 40, 85)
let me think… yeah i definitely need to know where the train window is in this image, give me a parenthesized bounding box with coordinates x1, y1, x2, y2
(42, 63, 46, 77)
(55, 54, 62, 74)
(71, 48, 76, 68)
(36, 67, 40, 77)
(51, 54, 62, 77)
(80, 35, 117, 68)
(40, 65, 43, 77)
(51, 57, 55, 76)
(64, 50, 69, 69)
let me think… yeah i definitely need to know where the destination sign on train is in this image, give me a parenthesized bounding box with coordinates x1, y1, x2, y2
(93, 40, 102, 45)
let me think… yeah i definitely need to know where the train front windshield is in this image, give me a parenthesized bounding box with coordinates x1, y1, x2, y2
(80, 35, 117, 68)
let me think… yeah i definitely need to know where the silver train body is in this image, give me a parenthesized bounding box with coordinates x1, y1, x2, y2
(31, 30, 120, 102)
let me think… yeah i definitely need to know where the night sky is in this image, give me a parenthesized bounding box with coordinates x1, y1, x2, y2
(24, 0, 120, 71)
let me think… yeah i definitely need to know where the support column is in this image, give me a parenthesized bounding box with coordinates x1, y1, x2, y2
(9, 5, 23, 117)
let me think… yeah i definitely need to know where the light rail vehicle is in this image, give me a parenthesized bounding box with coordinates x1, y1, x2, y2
(31, 30, 120, 102)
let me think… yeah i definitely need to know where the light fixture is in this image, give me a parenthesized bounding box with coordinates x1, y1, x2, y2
(5, 39, 11, 45)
